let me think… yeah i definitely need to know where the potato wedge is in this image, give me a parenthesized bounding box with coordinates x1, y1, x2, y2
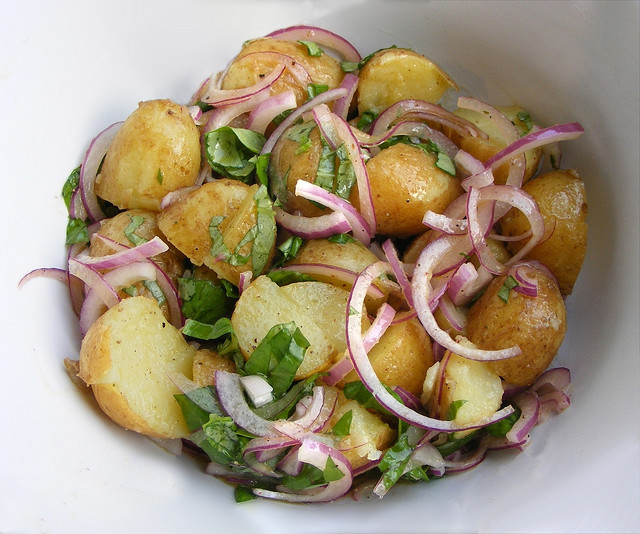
(78, 296, 196, 439)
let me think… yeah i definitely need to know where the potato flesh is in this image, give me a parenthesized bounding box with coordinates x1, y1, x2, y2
(78, 296, 196, 439)
(231, 277, 350, 379)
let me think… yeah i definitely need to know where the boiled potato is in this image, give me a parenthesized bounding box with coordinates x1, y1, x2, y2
(422, 351, 503, 437)
(361, 143, 463, 237)
(78, 296, 196, 439)
(192, 348, 236, 387)
(96, 99, 201, 211)
(357, 47, 457, 114)
(329, 395, 395, 469)
(221, 38, 345, 106)
(341, 317, 434, 396)
(449, 105, 541, 185)
(499, 169, 588, 295)
(466, 263, 566, 387)
(158, 180, 275, 286)
(231, 276, 349, 379)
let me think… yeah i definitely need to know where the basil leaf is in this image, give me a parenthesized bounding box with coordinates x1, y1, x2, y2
(435, 430, 478, 458)
(253, 373, 321, 420)
(340, 45, 398, 73)
(182, 316, 235, 341)
(251, 185, 276, 277)
(378, 432, 414, 491)
(322, 456, 345, 482)
(298, 40, 323, 57)
(331, 410, 353, 437)
(200, 414, 249, 465)
(204, 126, 266, 182)
(334, 144, 357, 199)
(143, 280, 166, 306)
(342, 380, 402, 418)
(285, 121, 316, 154)
(272, 235, 304, 268)
(244, 322, 309, 397)
(254, 152, 271, 187)
(124, 214, 147, 246)
(282, 463, 325, 491)
(266, 270, 316, 286)
(446, 399, 468, 421)
(178, 277, 236, 324)
(174, 385, 223, 432)
(65, 218, 89, 245)
(307, 83, 329, 100)
(234, 485, 257, 503)
(486, 406, 521, 437)
(62, 166, 81, 211)
(498, 275, 519, 303)
(356, 110, 379, 131)
(328, 233, 356, 244)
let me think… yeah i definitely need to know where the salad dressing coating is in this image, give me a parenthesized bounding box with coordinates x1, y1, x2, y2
(57, 26, 587, 503)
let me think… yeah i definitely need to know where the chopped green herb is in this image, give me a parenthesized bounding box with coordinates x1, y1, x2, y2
(446, 399, 468, 421)
(204, 126, 266, 182)
(331, 410, 353, 437)
(272, 235, 304, 268)
(124, 214, 147, 246)
(328, 233, 357, 244)
(200, 414, 250, 465)
(307, 83, 329, 100)
(174, 385, 223, 432)
(298, 40, 324, 57)
(516, 111, 534, 134)
(244, 321, 309, 397)
(143, 280, 166, 306)
(61, 166, 81, 211)
(182, 316, 235, 341)
(253, 373, 321, 420)
(156, 168, 164, 184)
(378, 432, 414, 491)
(178, 277, 236, 324)
(254, 152, 271, 187)
(357, 110, 379, 131)
(498, 275, 519, 303)
(340, 45, 398, 73)
(251, 185, 277, 277)
(234, 485, 257, 503)
(267, 270, 315, 286)
(65, 218, 89, 245)
(486, 406, 521, 437)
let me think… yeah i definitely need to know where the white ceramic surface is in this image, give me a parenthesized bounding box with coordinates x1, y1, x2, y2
(2, 1, 638, 532)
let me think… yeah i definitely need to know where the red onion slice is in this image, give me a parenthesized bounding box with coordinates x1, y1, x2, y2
(265, 25, 362, 62)
(348, 261, 515, 431)
(411, 236, 521, 361)
(274, 207, 351, 239)
(79, 121, 123, 223)
(246, 90, 297, 134)
(332, 73, 359, 120)
(201, 64, 286, 106)
(381, 239, 413, 307)
(294, 179, 371, 245)
(506, 391, 540, 444)
(215, 371, 277, 437)
(253, 438, 353, 503)
(75, 236, 168, 270)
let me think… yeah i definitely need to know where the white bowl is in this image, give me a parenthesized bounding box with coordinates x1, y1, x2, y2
(2, 1, 638, 532)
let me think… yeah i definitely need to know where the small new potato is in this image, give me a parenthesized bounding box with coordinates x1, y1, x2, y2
(500, 169, 588, 295)
(363, 143, 463, 237)
(78, 296, 196, 439)
(466, 263, 567, 387)
(221, 38, 345, 106)
(96, 99, 201, 211)
(357, 47, 457, 114)
(341, 317, 434, 395)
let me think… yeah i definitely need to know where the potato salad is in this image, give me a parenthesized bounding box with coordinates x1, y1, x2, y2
(45, 25, 587, 502)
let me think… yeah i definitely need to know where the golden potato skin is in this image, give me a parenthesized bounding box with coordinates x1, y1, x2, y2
(466, 264, 566, 387)
(221, 38, 344, 106)
(96, 99, 201, 211)
(342, 318, 434, 395)
(500, 169, 588, 295)
(357, 48, 457, 114)
(78, 296, 196, 439)
(192, 348, 235, 387)
(363, 143, 463, 237)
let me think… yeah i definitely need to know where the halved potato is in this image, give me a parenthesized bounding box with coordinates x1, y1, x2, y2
(78, 296, 196, 439)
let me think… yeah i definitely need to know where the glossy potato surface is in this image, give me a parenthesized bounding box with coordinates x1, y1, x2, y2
(466, 264, 566, 386)
(500, 169, 588, 295)
(357, 47, 457, 113)
(96, 99, 201, 211)
(78, 296, 196, 438)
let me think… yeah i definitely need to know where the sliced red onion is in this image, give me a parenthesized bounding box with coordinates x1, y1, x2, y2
(530, 367, 571, 395)
(348, 261, 515, 431)
(275, 263, 385, 300)
(18, 267, 68, 289)
(69, 186, 88, 221)
(509, 262, 539, 298)
(381, 239, 413, 307)
(276, 446, 303, 476)
(274, 207, 351, 239)
(79, 121, 123, 222)
(486, 122, 584, 172)
(454, 149, 486, 176)
(442, 440, 489, 473)
(363, 302, 396, 351)
(238, 271, 252, 294)
(294, 179, 371, 245)
(422, 210, 467, 236)
(246, 90, 297, 134)
(447, 262, 478, 306)
(253, 438, 353, 502)
(243, 436, 299, 463)
(506, 392, 540, 444)
(75, 236, 169, 270)
(265, 25, 362, 62)
(202, 90, 271, 134)
(411, 235, 521, 361)
(332, 73, 359, 120)
(391, 386, 423, 412)
(323, 353, 354, 387)
(201, 63, 286, 106)
(370, 99, 485, 139)
(160, 185, 199, 210)
(457, 96, 519, 143)
(438, 293, 468, 332)
(68, 258, 119, 309)
(261, 87, 348, 155)
(215, 371, 277, 437)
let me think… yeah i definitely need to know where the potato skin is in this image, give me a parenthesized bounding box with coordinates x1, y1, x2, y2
(466, 263, 566, 387)
(96, 99, 201, 211)
(341, 318, 434, 395)
(221, 38, 344, 106)
(78, 296, 196, 439)
(357, 48, 457, 114)
(363, 143, 463, 237)
(499, 169, 588, 295)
